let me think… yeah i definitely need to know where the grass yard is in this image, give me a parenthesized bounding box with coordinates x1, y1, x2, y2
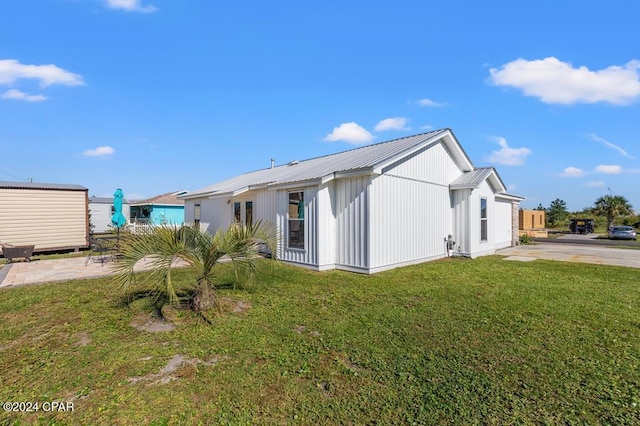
(1, 256, 639, 424)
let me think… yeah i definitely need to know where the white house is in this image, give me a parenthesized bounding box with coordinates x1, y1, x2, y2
(88, 196, 131, 233)
(180, 129, 523, 274)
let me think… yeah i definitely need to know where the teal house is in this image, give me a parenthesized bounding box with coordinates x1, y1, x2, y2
(130, 190, 187, 225)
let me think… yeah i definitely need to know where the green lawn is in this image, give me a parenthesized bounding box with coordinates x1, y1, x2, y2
(1, 257, 639, 424)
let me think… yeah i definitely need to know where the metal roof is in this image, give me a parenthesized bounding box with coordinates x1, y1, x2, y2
(0, 181, 88, 191)
(450, 167, 507, 193)
(130, 191, 186, 206)
(89, 196, 131, 204)
(183, 129, 476, 199)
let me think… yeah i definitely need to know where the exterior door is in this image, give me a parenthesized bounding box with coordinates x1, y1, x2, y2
(233, 199, 254, 226)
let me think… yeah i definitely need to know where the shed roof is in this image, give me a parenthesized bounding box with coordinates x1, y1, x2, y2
(0, 181, 87, 191)
(182, 129, 475, 199)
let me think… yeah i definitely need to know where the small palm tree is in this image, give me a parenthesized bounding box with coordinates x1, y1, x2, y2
(592, 195, 634, 230)
(114, 221, 275, 315)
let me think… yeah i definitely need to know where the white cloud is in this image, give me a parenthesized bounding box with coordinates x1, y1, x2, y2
(0, 59, 85, 87)
(1, 89, 46, 102)
(486, 136, 532, 166)
(587, 133, 635, 159)
(83, 146, 115, 157)
(489, 57, 640, 105)
(420, 124, 434, 131)
(416, 98, 446, 107)
(105, 0, 157, 13)
(561, 166, 585, 177)
(374, 117, 410, 132)
(585, 181, 606, 188)
(324, 122, 374, 145)
(595, 164, 623, 175)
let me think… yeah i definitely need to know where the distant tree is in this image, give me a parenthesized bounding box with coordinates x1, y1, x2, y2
(535, 203, 546, 211)
(547, 198, 569, 227)
(592, 195, 634, 230)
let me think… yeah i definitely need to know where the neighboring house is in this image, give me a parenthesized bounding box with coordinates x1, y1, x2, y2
(130, 191, 187, 225)
(519, 209, 548, 238)
(88, 196, 131, 233)
(180, 129, 524, 274)
(0, 181, 89, 253)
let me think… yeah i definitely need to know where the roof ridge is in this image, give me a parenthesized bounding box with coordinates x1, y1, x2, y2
(242, 128, 449, 175)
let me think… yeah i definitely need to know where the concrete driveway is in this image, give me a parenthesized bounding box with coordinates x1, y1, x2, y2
(498, 238, 640, 269)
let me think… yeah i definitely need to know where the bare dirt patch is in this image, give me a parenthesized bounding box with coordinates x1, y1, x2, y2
(75, 331, 92, 347)
(127, 354, 227, 385)
(130, 315, 175, 332)
(218, 296, 252, 314)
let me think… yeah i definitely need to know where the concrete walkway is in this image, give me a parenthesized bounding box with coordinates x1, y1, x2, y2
(498, 242, 640, 269)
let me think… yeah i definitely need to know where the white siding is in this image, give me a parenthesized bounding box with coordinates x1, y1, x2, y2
(316, 182, 336, 270)
(89, 202, 131, 233)
(335, 176, 370, 271)
(494, 199, 513, 249)
(451, 189, 471, 255)
(383, 140, 463, 185)
(184, 197, 230, 233)
(369, 174, 452, 272)
(0, 188, 88, 251)
(89, 203, 112, 233)
(276, 186, 318, 266)
(468, 181, 496, 258)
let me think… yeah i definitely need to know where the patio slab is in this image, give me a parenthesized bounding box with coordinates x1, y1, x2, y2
(0, 256, 186, 288)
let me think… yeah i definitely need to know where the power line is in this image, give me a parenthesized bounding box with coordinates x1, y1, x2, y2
(0, 169, 32, 182)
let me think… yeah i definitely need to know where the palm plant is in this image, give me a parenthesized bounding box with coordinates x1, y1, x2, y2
(592, 195, 634, 230)
(114, 220, 275, 315)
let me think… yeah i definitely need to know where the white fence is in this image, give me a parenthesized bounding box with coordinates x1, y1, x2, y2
(127, 222, 155, 235)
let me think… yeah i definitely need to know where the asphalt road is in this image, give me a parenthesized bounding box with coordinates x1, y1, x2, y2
(534, 233, 639, 247)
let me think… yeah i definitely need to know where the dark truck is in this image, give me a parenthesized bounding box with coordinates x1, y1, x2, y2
(569, 218, 595, 234)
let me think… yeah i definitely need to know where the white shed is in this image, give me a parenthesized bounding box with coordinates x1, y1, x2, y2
(88, 196, 131, 233)
(0, 181, 89, 253)
(180, 129, 523, 274)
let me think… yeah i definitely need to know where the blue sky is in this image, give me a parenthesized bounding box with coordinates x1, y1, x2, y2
(1, 0, 639, 211)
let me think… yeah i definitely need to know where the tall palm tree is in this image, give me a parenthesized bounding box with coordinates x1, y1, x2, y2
(592, 195, 634, 230)
(114, 221, 275, 314)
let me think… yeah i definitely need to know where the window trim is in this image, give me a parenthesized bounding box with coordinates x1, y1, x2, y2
(480, 197, 488, 242)
(287, 191, 305, 250)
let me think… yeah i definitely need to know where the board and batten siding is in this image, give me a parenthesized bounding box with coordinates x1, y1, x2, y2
(369, 174, 452, 272)
(334, 176, 370, 272)
(276, 186, 319, 267)
(451, 189, 471, 255)
(467, 181, 497, 258)
(367, 139, 464, 272)
(0, 188, 88, 251)
(494, 198, 514, 249)
(382, 139, 465, 185)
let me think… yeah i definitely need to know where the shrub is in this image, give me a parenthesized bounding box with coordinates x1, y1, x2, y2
(519, 233, 534, 245)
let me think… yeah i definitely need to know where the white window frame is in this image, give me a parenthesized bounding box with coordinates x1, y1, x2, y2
(480, 197, 488, 242)
(287, 191, 305, 250)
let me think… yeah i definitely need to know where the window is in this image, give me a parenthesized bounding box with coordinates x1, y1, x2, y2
(245, 201, 253, 227)
(194, 203, 201, 227)
(234, 202, 241, 223)
(480, 198, 488, 241)
(288, 191, 304, 249)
